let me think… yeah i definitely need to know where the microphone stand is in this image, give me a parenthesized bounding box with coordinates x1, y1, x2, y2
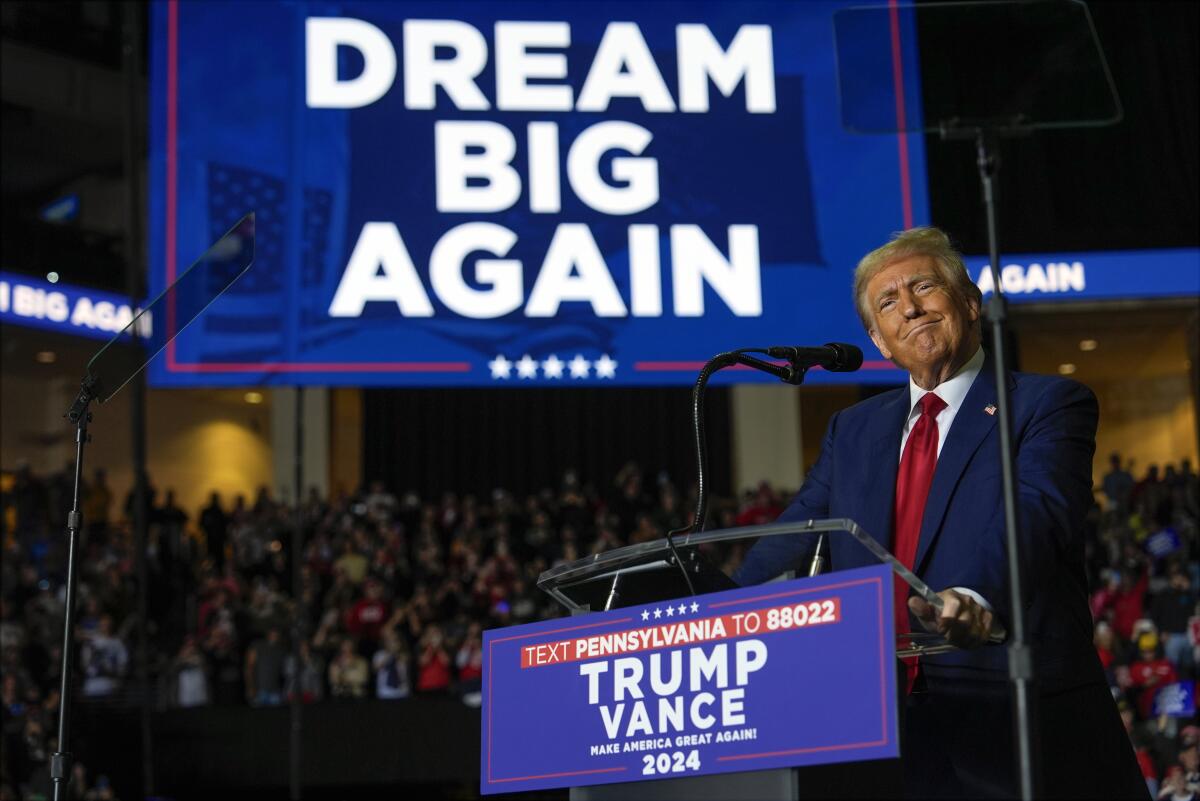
(50, 377, 100, 801)
(44, 213, 255, 800)
(679, 349, 805, 550)
(940, 119, 1038, 800)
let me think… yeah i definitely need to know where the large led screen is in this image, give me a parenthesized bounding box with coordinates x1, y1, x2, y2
(147, 0, 938, 386)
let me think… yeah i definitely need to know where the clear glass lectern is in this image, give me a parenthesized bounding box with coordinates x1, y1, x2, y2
(538, 518, 973, 658)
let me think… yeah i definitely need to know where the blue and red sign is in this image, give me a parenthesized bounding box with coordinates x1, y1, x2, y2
(0, 271, 151, 342)
(1153, 681, 1196, 719)
(481, 565, 898, 793)
(147, 0, 928, 387)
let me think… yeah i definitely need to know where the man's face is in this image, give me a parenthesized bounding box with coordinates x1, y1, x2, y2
(865, 255, 979, 376)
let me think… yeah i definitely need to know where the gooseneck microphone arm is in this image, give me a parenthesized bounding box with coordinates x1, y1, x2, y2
(681, 345, 856, 538)
(667, 343, 861, 596)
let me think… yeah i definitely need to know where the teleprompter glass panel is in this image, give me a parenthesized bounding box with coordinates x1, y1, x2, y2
(87, 213, 255, 403)
(834, 0, 1122, 134)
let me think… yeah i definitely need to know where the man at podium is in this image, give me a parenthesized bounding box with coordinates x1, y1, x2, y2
(734, 228, 1145, 799)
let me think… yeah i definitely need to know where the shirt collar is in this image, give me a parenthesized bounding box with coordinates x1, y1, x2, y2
(907, 346, 985, 416)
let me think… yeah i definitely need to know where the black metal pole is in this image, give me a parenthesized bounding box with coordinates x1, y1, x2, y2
(51, 401, 91, 801)
(121, 3, 153, 796)
(290, 389, 304, 801)
(686, 352, 739, 537)
(975, 130, 1038, 801)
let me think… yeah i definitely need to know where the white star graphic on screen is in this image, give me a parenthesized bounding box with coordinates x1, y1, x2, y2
(641, 609, 650, 621)
(665, 606, 674, 617)
(542, 354, 565, 379)
(594, 354, 617, 378)
(488, 354, 513, 379)
(653, 607, 662, 619)
(568, 354, 591, 378)
(516, 354, 538, 379)
(690, 602, 699, 613)
(677, 604, 687, 616)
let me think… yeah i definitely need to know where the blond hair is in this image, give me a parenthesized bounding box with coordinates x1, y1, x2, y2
(852, 227, 982, 330)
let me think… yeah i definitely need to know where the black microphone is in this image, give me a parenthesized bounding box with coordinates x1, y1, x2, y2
(765, 342, 863, 372)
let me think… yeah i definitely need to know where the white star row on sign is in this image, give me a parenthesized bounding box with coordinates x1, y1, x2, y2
(640, 601, 700, 621)
(487, 353, 617, 380)
(516, 354, 538, 379)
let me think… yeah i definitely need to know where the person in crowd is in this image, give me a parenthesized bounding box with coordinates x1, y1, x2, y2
(610, 463, 650, 537)
(415, 625, 451, 694)
(735, 482, 784, 527)
(245, 581, 287, 640)
(1094, 564, 1151, 641)
(1135, 465, 1172, 523)
(1161, 765, 1198, 801)
(45, 461, 75, 533)
(78, 614, 127, 698)
(454, 622, 483, 694)
(1179, 460, 1200, 518)
(333, 538, 369, 586)
(252, 486, 276, 518)
(1129, 629, 1179, 719)
(1095, 620, 1126, 674)
(199, 492, 229, 570)
(202, 621, 243, 706)
(82, 468, 112, 546)
(364, 480, 397, 523)
(166, 636, 209, 708)
(1179, 726, 1200, 794)
(1104, 452, 1136, 516)
(1152, 565, 1197, 676)
(157, 489, 189, 565)
(197, 588, 236, 644)
(372, 629, 411, 700)
(9, 462, 47, 549)
(328, 637, 369, 699)
(283, 639, 324, 704)
(244, 626, 287, 707)
(346, 577, 391, 652)
(121, 472, 157, 531)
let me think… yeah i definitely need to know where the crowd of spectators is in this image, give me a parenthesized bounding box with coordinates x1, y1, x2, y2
(1090, 455, 1199, 800)
(1, 453, 1197, 800)
(0, 460, 761, 798)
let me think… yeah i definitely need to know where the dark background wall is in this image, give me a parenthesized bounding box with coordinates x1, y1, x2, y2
(364, 386, 733, 498)
(924, 0, 1199, 254)
(150, 698, 481, 799)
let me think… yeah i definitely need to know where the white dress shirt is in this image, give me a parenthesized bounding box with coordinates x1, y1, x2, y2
(898, 346, 1003, 633)
(901, 345, 985, 458)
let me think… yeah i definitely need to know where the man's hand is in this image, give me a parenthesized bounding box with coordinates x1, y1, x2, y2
(908, 588, 995, 648)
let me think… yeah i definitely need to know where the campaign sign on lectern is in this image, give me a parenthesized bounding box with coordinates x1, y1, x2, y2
(481, 564, 897, 794)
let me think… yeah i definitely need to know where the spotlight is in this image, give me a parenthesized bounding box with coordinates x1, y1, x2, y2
(36, 351, 57, 364)
(1079, 339, 1098, 352)
(46, 272, 60, 284)
(1058, 363, 1076, 375)
(244, 391, 264, 404)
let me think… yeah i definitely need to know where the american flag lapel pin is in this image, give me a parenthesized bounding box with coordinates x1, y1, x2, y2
(984, 404, 997, 416)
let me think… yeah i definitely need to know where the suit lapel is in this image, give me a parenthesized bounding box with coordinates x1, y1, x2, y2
(912, 352, 1010, 572)
(857, 388, 911, 553)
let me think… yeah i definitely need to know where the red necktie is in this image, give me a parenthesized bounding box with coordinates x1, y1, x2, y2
(893, 392, 947, 692)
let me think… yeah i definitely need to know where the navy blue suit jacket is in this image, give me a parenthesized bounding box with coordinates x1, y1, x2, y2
(735, 352, 1106, 691)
